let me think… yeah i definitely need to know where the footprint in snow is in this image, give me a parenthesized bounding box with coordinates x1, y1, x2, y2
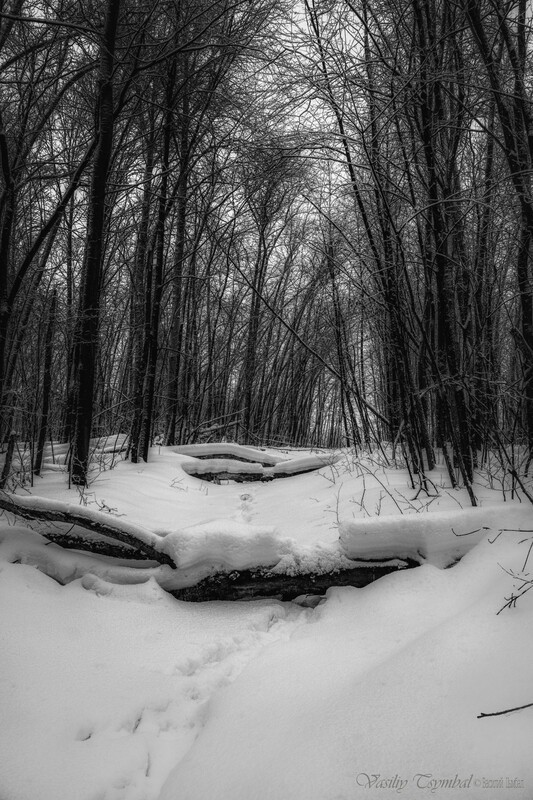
(237, 491, 256, 523)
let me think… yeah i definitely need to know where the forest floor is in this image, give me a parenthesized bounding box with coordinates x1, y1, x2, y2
(1, 444, 532, 800)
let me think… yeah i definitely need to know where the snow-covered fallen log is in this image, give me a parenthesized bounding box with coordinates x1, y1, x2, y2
(181, 458, 266, 482)
(0, 491, 175, 568)
(180, 452, 342, 482)
(272, 453, 340, 476)
(339, 506, 525, 567)
(3, 489, 530, 602)
(169, 560, 416, 601)
(39, 435, 129, 467)
(0, 494, 420, 600)
(0, 526, 174, 591)
(171, 443, 284, 466)
(0, 521, 417, 602)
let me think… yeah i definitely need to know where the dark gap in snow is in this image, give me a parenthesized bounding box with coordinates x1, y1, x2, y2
(186, 468, 321, 483)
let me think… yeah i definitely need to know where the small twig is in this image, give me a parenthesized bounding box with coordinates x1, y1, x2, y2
(496, 582, 533, 614)
(360, 463, 404, 514)
(497, 564, 533, 582)
(498, 528, 533, 534)
(522, 539, 533, 571)
(478, 701, 533, 719)
(508, 468, 533, 505)
(444, 490, 464, 509)
(451, 526, 489, 537)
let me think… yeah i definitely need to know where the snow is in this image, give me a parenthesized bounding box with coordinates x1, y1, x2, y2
(0, 525, 175, 588)
(0, 560, 304, 800)
(160, 537, 533, 800)
(159, 520, 287, 572)
(1, 445, 533, 799)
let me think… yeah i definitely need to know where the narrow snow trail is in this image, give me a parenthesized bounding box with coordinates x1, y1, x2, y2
(124, 596, 312, 800)
(0, 560, 312, 800)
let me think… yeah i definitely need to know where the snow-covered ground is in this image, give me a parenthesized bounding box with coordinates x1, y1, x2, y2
(1, 445, 532, 799)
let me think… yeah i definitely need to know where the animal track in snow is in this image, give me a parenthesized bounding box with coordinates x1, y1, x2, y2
(75, 723, 94, 741)
(235, 490, 256, 523)
(74, 603, 311, 800)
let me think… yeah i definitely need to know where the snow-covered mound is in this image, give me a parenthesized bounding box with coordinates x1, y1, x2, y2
(339, 506, 514, 567)
(159, 521, 286, 572)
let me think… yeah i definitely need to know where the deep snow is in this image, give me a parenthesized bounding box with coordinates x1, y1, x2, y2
(1, 444, 532, 799)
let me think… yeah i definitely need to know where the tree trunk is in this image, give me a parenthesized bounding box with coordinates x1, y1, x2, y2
(34, 291, 57, 476)
(139, 69, 175, 462)
(165, 59, 190, 446)
(129, 115, 156, 464)
(71, 0, 121, 485)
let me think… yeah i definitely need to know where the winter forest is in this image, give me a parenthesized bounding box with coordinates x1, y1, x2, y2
(1, 1, 533, 799)
(0, 0, 529, 487)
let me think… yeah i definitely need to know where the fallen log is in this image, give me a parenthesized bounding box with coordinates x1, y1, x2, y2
(0, 491, 423, 602)
(0, 491, 175, 568)
(41, 532, 152, 562)
(170, 559, 421, 602)
(172, 443, 282, 466)
(181, 453, 341, 483)
(182, 467, 269, 483)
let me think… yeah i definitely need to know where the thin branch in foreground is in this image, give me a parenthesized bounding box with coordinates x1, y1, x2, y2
(451, 526, 489, 537)
(496, 581, 533, 614)
(477, 702, 533, 719)
(498, 529, 533, 533)
(521, 538, 533, 571)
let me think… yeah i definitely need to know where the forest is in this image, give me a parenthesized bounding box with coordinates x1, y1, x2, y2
(0, 0, 532, 496)
(2, 3, 533, 799)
